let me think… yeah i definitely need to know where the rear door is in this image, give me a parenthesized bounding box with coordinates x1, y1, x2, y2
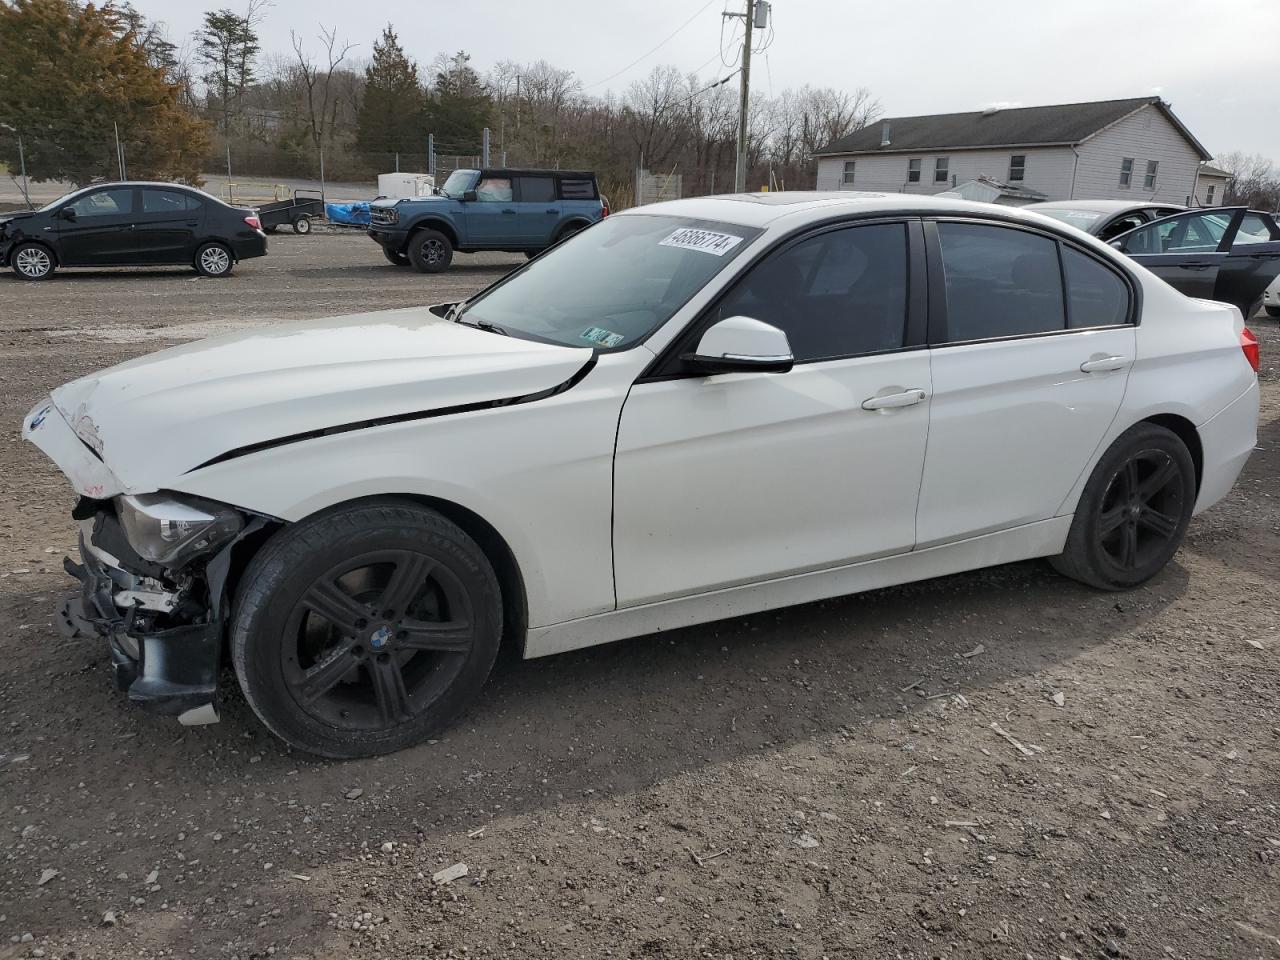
(55, 187, 139, 265)
(915, 220, 1135, 546)
(1217, 211, 1280, 317)
(1112, 207, 1244, 302)
(512, 175, 559, 246)
(133, 187, 205, 264)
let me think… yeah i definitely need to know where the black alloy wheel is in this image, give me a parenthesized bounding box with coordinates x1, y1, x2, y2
(232, 501, 502, 758)
(408, 229, 453, 273)
(1052, 423, 1196, 590)
(282, 550, 475, 730)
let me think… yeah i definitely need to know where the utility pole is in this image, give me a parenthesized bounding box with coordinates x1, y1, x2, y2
(726, 1, 768, 192)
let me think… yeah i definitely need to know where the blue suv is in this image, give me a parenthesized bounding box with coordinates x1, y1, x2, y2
(368, 168, 608, 273)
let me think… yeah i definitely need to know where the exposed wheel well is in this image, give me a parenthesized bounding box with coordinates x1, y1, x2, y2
(1142, 413, 1203, 493)
(554, 219, 590, 242)
(408, 220, 459, 250)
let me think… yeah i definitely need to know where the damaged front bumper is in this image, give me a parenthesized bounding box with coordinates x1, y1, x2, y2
(59, 504, 264, 727)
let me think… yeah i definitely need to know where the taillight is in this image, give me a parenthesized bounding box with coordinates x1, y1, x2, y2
(601, 199, 610, 217)
(244, 215, 262, 231)
(1241, 326, 1259, 372)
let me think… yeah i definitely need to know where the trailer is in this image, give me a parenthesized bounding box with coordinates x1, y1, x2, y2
(256, 189, 325, 235)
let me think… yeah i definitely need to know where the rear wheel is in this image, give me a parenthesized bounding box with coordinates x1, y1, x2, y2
(231, 501, 502, 758)
(407, 229, 453, 273)
(292, 215, 312, 235)
(1051, 423, 1196, 590)
(11, 242, 56, 281)
(194, 242, 234, 277)
(382, 245, 411, 266)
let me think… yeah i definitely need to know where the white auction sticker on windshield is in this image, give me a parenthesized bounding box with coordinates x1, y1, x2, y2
(659, 227, 744, 256)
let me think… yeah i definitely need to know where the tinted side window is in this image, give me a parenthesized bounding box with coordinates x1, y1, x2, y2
(1098, 214, 1145, 241)
(1235, 213, 1279, 246)
(560, 179, 597, 200)
(716, 223, 909, 362)
(517, 177, 556, 203)
(1063, 248, 1129, 328)
(68, 188, 134, 217)
(937, 223, 1065, 341)
(142, 189, 200, 214)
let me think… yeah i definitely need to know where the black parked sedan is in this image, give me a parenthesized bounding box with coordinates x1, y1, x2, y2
(0, 182, 267, 281)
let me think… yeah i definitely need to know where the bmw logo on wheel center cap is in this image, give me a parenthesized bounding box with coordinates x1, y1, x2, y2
(369, 625, 393, 650)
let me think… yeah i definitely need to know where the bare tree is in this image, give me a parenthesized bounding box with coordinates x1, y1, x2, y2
(290, 26, 357, 152)
(1216, 151, 1280, 210)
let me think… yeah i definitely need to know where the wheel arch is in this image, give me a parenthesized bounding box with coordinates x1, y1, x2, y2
(407, 218, 459, 249)
(12, 238, 59, 265)
(1140, 413, 1203, 494)
(554, 218, 592, 241)
(236, 492, 530, 658)
(196, 237, 239, 262)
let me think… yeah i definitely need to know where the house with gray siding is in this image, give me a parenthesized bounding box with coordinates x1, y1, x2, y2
(815, 97, 1213, 206)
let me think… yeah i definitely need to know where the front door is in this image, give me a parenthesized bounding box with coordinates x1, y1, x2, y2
(512, 175, 559, 247)
(613, 221, 931, 606)
(1112, 207, 1247, 302)
(132, 187, 205, 264)
(915, 221, 1135, 546)
(463, 174, 517, 246)
(55, 187, 138, 265)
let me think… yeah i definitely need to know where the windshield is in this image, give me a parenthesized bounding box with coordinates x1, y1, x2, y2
(1032, 207, 1104, 231)
(459, 215, 761, 350)
(38, 187, 91, 213)
(439, 169, 476, 198)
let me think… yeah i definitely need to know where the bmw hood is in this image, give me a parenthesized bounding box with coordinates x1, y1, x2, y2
(23, 306, 592, 498)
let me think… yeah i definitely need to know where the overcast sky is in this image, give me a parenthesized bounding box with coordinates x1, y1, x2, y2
(134, 0, 1280, 161)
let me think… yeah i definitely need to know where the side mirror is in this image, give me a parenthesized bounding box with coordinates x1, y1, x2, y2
(684, 316, 794, 375)
(1109, 239, 1125, 250)
(462, 189, 477, 202)
(57, 207, 76, 222)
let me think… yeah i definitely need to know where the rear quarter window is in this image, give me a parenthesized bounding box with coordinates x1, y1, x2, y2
(559, 179, 598, 200)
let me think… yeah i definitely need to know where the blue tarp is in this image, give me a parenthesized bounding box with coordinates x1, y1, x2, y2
(325, 201, 371, 226)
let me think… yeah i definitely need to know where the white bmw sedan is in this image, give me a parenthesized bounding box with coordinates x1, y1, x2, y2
(24, 193, 1260, 757)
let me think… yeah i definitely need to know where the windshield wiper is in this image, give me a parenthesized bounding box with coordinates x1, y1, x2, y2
(455, 315, 509, 336)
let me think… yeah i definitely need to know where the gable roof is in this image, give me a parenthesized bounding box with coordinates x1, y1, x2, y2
(1198, 164, 1232, 178)
(817, 97, 1211, 161)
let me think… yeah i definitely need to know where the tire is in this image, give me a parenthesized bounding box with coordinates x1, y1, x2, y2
(1050, 423, 1196, 591)
(407, 228, 453, 273)
(292, 216, 311, 235)
(10, 242, 56, 281)
(382, 245, 411, 266)
(194, 242, 234, 277)
(1266, 306, 1280, 318)
(231, 500, 503, 758)
(264, 225, 278, 234)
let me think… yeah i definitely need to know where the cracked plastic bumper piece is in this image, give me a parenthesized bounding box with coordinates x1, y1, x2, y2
(63, 535, 220, 721)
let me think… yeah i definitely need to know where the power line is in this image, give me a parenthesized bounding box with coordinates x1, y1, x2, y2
(584, 0, 718, 90)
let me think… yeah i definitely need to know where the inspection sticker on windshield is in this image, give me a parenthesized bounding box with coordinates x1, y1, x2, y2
(659, 227, 744, 257)
(580, 326, 625, 347)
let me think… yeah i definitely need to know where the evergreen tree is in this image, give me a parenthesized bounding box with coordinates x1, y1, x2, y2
(429, 50, 491, 148)
(0, 0, 209, 185)
(355, 25, 428, 161)
(196, 3, 264, 137)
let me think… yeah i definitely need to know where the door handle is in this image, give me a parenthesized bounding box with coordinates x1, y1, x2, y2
(861, 389, 926, 411)
(185, 221, 200, 227)
(545, 208, 558, 214)
(501, 208, 516, 214)
(1181, 261, 1212, 271)
(1080, 356, 1129, 373)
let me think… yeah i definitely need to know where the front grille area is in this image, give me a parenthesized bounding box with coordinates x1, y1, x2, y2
(370, 206, 399, 226)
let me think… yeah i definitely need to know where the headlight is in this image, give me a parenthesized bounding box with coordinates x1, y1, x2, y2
(115, 493, 244, 567)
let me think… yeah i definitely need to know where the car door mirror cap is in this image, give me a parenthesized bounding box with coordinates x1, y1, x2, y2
(462, 190, 477, 202)
(57, 207, 76, 221)
(685, 316, 795, 375)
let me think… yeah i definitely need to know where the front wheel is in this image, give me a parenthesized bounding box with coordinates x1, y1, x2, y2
(382, 245, 411, 266)
(407, 229, 453, 273)
(10, 242, 56, 280)
(194, 242, 234, 277)
(1051, 423, 1196, 590)
(292, 216, 311, 235)
(231, 501, 503, 758)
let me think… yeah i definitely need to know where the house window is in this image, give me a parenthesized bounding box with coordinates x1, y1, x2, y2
(1119, 157, 1134, 188)
(843, 160, 856, 185)
(934, 157, 949, 184)
(1206, 184, 1215, 204)
(907, 158, 921, 183)
(1144, 160, 1159, 190)
(1009, 154, 1026, 182)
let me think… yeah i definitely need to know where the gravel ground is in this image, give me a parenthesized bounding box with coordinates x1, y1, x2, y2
(0, 233, 1277, 960)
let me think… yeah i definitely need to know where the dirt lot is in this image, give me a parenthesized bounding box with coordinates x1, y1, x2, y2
(1, 233, 1277, 960)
